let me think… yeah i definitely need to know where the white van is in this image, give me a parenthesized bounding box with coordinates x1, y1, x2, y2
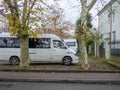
(64, 39, 78, 53)
(0, 32, 78, 65)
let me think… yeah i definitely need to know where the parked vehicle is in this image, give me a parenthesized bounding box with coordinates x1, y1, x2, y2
(63, 39, 78, 53)
(0, 32, 78, 65)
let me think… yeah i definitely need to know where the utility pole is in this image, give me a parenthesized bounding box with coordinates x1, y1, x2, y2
(105, 3, 113, 60)
(109, 4, 112, 59)
(104, 1, 118, 60)
(109, 4, 112, 51)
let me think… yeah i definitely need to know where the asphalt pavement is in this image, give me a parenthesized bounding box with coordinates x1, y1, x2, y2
(0, 60, 120, 84)
(0, 82, 120, 90)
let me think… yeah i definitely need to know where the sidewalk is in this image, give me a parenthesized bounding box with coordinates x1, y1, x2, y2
(0, 71, 120, 84)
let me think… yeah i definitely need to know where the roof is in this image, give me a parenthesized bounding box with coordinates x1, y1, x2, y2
(98, 0, 117, 16)
(37, 34, 61, 40)
(63, 39, 77, 42)
(0, 32, 13, 37)
(0, 32, 61, 40)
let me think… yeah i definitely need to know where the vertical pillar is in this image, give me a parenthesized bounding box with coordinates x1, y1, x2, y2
(105, 38, 111, 60)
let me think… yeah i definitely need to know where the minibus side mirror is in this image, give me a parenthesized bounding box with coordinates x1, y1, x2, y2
(63, 46, 67, 49)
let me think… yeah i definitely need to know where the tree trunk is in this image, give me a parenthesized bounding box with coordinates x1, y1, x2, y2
(19, 37, 29, 68)
(78, 35, 90, 70)
(78, 0, 96, 70)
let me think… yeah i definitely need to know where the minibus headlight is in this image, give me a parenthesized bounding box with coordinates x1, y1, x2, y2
(67, 51, 77, 56)
(67, 52, 74, 54)
(74, 53, 77, 56)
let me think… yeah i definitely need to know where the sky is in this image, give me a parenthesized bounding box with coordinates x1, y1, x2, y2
(44, 0, 111, 29)
(54, 0, 111, 29)
(0, 0, 111, 29)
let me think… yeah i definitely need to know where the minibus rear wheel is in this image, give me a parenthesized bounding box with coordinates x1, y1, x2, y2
(62, 56, 72, 66)
(9, 56, 20, 65)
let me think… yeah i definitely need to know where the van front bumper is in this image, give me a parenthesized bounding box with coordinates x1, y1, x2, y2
(72, 56, 79, 64)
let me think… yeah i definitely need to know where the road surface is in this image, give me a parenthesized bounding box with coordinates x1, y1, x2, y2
(0, 82, 120, 90)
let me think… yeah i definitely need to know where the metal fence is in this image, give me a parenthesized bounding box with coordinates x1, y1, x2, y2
(99, 40, 120, 57)
(111, 40, 120, 55)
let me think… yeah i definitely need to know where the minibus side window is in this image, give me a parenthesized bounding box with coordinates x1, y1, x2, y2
(29, 38, 36, 48)
(36, 38, 51, 48)
(53, 40, 66, 49)
(0, 37, 8, 48)
(65, 42, 76, 47)
(0, 37, 20, 48)
(12, 38, 20, 48)
(29, 38, 51, 48)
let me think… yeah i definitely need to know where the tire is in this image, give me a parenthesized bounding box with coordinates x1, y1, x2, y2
(62, 56, 72, 66)
(9, 56, 20, 65)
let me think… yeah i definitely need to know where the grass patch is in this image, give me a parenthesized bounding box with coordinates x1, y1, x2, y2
(76, 66, 84, 71)
(102, 60, 120, 70)
(111, 55, 120, 60)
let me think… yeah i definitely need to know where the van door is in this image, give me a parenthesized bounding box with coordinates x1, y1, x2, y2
(35, 38, 52, 62)
(52, 40, 67, 62)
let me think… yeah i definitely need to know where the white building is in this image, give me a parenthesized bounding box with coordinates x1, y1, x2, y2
(98, 0, 120, 55)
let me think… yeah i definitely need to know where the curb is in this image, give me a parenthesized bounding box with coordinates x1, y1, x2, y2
(0, 69, 120, 73)
(0, 77, 120, 84)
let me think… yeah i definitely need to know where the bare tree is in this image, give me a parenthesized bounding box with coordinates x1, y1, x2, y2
(76, 0, 97, 70)
(40, 4, 74, 39)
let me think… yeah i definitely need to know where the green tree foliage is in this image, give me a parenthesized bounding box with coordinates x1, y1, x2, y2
(2, 0, 44, 68)
(76, 13, 93, 43)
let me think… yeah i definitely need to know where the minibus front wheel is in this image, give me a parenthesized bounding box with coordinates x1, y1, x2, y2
(62, 56, 72, 66)
(9, 56, 20, 65)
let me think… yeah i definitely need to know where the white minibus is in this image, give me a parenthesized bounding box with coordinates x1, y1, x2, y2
(0, 32, 78, 65)
(63, 39, 78, 53)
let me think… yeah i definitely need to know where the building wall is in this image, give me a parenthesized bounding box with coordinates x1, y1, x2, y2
(112, 2, 120, 42)
(98, 0, 120, 54)
(99, 9, 110, 40)
(99, 1, 120, 41)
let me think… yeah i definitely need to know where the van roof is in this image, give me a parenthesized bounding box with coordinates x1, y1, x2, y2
(63, 39, 77, 42)
(0, 32, 14, 37)
(0, 32, 61, 40)
(37, 34, 61, 40)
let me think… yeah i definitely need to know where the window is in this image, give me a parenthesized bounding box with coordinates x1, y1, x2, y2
(29, 38, 51, 48)
(36, 38, 51, 48)
(0, 38, 7, 47)
(0, 37, 20, 48)
(53, 40, 65, 49)
(29, 38, 36, 48)
(112, 31, 116, 42)
(65, 42, 76, 47)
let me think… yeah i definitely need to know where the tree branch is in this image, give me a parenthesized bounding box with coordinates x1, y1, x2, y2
(80, 0, 87, 8)
(26, 0, 36, 26)
(22, 0, 27, 27)
(88, 0, 97, 11)
(4, 0, 14, 14)
(13, 0, 19, 17)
